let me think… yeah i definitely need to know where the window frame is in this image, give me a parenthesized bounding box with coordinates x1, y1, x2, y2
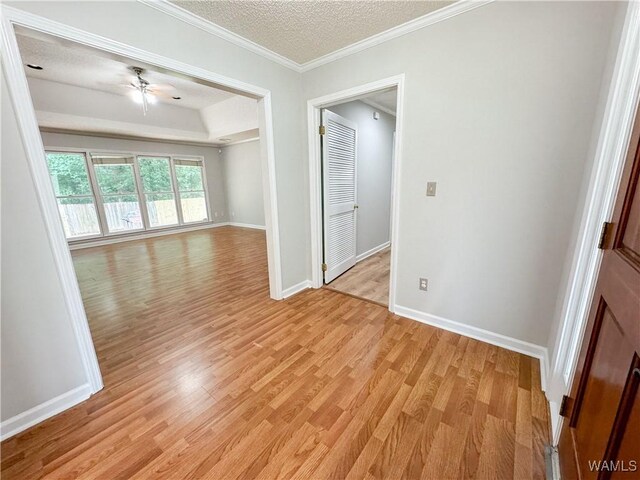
(45, 150, 103, 241)
(172, 157, 211, 225)
(136, 155, 181, 229)
(44, 147, 212, 242)
(90, 152, 146, 236)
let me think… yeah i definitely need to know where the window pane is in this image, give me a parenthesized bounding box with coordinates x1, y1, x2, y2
(102, 195, 143, 232)
(146, 193, 178, 227)
(180, 191, 208, 223)
(138, 157, 173, 193)
(175, 164, 204, 191)
(57, 196, 100, 238)
(46, 153, 92, 196)
(94, 164, 137, 194)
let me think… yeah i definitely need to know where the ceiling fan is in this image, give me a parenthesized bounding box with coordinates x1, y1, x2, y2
(126, 67, 175, 115)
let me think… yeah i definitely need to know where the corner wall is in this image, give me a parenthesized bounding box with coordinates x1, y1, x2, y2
(221, 140, 265, 228)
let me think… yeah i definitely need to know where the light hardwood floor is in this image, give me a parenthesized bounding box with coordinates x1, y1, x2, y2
(327, 248, 391, 305)
(1, 227, 549, 479)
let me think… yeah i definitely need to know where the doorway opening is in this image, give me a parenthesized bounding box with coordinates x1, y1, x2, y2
(308, 76, 404, 309)
(3, 15, 283, 400)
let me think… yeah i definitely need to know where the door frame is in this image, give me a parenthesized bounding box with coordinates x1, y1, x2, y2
(1, 6, 284, 395)
(307, 75, 404, 311)
(547, 0, 640, 444)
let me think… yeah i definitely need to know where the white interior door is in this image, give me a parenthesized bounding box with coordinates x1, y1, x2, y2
(322, 109, 358, 283)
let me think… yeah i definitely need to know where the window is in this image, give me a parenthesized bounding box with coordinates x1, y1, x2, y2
(92, 155, 144, 233)
(138, 157, 178, 228)
(175, 159, 209, 223)
(45, 150, 210, 240)
(46, 152, 101, 238)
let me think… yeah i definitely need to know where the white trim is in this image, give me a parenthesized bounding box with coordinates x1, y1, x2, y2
(223, 137, 260, 147)
(0, 383, 91, 441)
(138, 0, 492, 74)
(0, 4, 284, 423)
(282, 280, 313, 299)
(137, 0, 300, 72)
(299, 1, 494, 72)
(226, 222, 266, 231)
(308, 74, 405, 317)
(360, 99, 396, 118)
(68, 222, 229, 250)
(258, 93, 284, 300)
(395, 305, 549, 392)
(546, 0, 640, 445)
(1, 9, 104, 394)
(356, 241, 390, 263)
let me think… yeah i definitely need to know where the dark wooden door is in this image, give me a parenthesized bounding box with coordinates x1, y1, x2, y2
(558, 106, 640, 479)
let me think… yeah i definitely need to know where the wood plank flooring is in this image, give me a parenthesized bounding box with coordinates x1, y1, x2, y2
(327, 248, 391, 305)
(1, 227, 550, 479)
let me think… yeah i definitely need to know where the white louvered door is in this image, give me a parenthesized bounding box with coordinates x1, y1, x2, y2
(322, 109, 358, 283)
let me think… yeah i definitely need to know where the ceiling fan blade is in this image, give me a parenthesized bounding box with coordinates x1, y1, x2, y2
(148, 83, 176, 92)
(151, 90, 175, 100)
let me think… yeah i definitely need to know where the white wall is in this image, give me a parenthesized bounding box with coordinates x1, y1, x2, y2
(40, 131, 229, 223)
(222, 140, 265, 227)
(1, 75, 88, 423)
(1, 0, 307, 431)
(328, 100, 394, 257)
(0, 0, 627, 433)
(302, 1, 624, 348)
(201, 96, 258, 141)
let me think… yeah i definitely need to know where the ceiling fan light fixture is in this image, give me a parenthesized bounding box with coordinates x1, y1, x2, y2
(130, 66, 157, 115)
(130, 89, 144, 105)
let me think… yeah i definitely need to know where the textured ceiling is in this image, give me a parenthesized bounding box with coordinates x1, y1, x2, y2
(16, 32, 236, 110)
(172, 1, 455, 64)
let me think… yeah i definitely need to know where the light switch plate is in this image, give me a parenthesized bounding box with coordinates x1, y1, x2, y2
(426, 182, 437, 197)
(419, 278, 428, 291)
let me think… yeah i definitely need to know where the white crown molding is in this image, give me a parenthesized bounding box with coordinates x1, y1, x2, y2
(360, 99, 397, 117)
(223, 136, 260, 147)
(137, 0, 494, 74)
(299, 0, 494, 72)
(137, 0, 301, 72)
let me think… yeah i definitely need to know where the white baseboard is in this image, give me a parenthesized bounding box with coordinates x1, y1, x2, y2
(282, 280, 312, 298)
(69, 222, 229, 250)
(0, 383, 92, 441)
(227, 222, 266, 230)
(356, 241, 390, 263)
(394, 305, 549, 391)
